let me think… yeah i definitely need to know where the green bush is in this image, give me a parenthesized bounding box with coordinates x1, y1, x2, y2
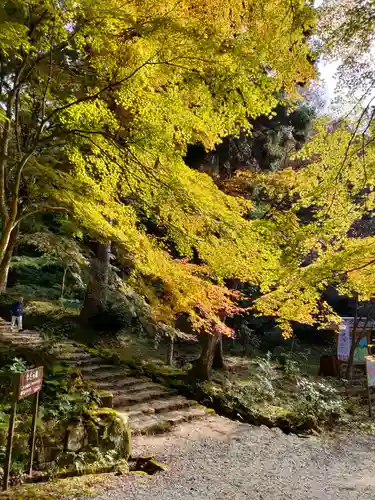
(294, 378, 346, 428)
(278, 353, 300, 377)
(254, 352, 277, 399)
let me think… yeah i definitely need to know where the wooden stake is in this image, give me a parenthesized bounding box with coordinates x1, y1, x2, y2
(3, 396, 17, 491)
(28, 391, 39, 476)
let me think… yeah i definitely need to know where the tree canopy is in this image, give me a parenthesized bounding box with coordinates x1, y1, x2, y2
(0, 0, 316, 334)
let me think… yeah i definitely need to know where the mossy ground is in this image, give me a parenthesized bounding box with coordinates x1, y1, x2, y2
(0, 474, 110, 499)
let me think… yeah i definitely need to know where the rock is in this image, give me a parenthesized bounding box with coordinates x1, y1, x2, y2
(87, 408, 132, 460)
(66, 423, 87, 452)
(115, 463, 130, 475)
(133, 456, 168, 474)
(98, 391, 113, 408)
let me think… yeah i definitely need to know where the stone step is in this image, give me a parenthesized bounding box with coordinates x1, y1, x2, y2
(345, 387, 367, 396)
(81, 369, 132, 381)
(79, 364, 120, 374)
(8, 338, 43, 345)
(15, 340, 43, 345)
(57, 352, 93, 362)
(11, 335, 43, 341)
(1, 333, 42, 341)
(94, 377, 150, 390)
(125, 396, 193, 418)
(53, 346, 83, 355)
(14, 336, 43, 342)
(129, 406, 207, 435)
(128, 415, 161, 435)
(64, 357, 106, 367)
(53, 343, 80, 349)
(113, 387, 173, 407)
(159, 406, 207, 425)
(113, 381, 162, 395)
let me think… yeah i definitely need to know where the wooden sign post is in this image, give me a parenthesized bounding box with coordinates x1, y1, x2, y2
(3, 367, 43, 491)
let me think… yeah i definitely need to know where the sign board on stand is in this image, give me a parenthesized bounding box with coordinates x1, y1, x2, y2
(18, 367, 43, 400)
(3, 367, 43, 491)
(338, 320, 370, 362)
(338, 323, 351, 361)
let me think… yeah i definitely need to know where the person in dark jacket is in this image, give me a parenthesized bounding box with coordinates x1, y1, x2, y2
(11, 297, 23, 331)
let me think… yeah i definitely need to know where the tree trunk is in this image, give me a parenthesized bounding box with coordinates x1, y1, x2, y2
(0, 220, 14, 268)
(80, 241, 111, 322)
(60, 266, 68, 301)
(0, 225, 19, 292)
(212, 334, 226, 369)
(167, 337, 174, 366)
(191, 334, 220, 381)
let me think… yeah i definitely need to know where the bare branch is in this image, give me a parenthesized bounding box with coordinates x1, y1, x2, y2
(9, 152, 34, 223)
(41, 17, 55, 124)
(14, 205, 68, 226)
(14, 88, 21, 153)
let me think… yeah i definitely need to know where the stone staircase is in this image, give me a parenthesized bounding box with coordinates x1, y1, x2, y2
(55, 342, 209, 435)
(0, 320, 210, 435)
(0, 321, 45, 348)
(55, 344, 207, 434)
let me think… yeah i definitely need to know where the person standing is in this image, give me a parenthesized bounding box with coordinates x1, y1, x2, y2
(11, 297, 23, 331)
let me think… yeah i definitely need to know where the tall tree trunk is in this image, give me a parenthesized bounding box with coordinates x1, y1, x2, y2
(0, 225, 19, 292)
(80, 241, 111, 322)
(191, 334, 226, 381)
(212, 334, 226, 369)
(167, 337, 175, 366)
(0, 221, 14, 267)
(60, 266, 68, 301)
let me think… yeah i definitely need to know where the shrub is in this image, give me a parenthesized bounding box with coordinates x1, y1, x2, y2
(255, 352, 277, 399)
(278, 353, 300, 376)
(294, 378, 345, 428)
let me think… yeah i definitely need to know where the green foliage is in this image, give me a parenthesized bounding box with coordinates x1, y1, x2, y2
(6, 357, 27, 374)
(294, 378, 345, 427)
(198, 365, 346, 432)
(246, 114, 375, 335)
(278, 354, 300, 377)
(0, 0, 316, 336)
(254, 352, 277, 399)
(9, 256, 83, 301)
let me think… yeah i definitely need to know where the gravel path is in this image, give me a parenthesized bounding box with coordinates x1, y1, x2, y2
(90, 416, 375, 500)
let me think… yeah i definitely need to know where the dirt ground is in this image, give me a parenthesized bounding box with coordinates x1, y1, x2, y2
(89, 415, 375, 500)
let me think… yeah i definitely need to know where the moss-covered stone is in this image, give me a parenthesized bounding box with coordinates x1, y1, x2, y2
(87, 408, 132, 460)
(66, 423, 88, 452)
(133, 456, 168, 474)
(97, 390, 113, 408)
